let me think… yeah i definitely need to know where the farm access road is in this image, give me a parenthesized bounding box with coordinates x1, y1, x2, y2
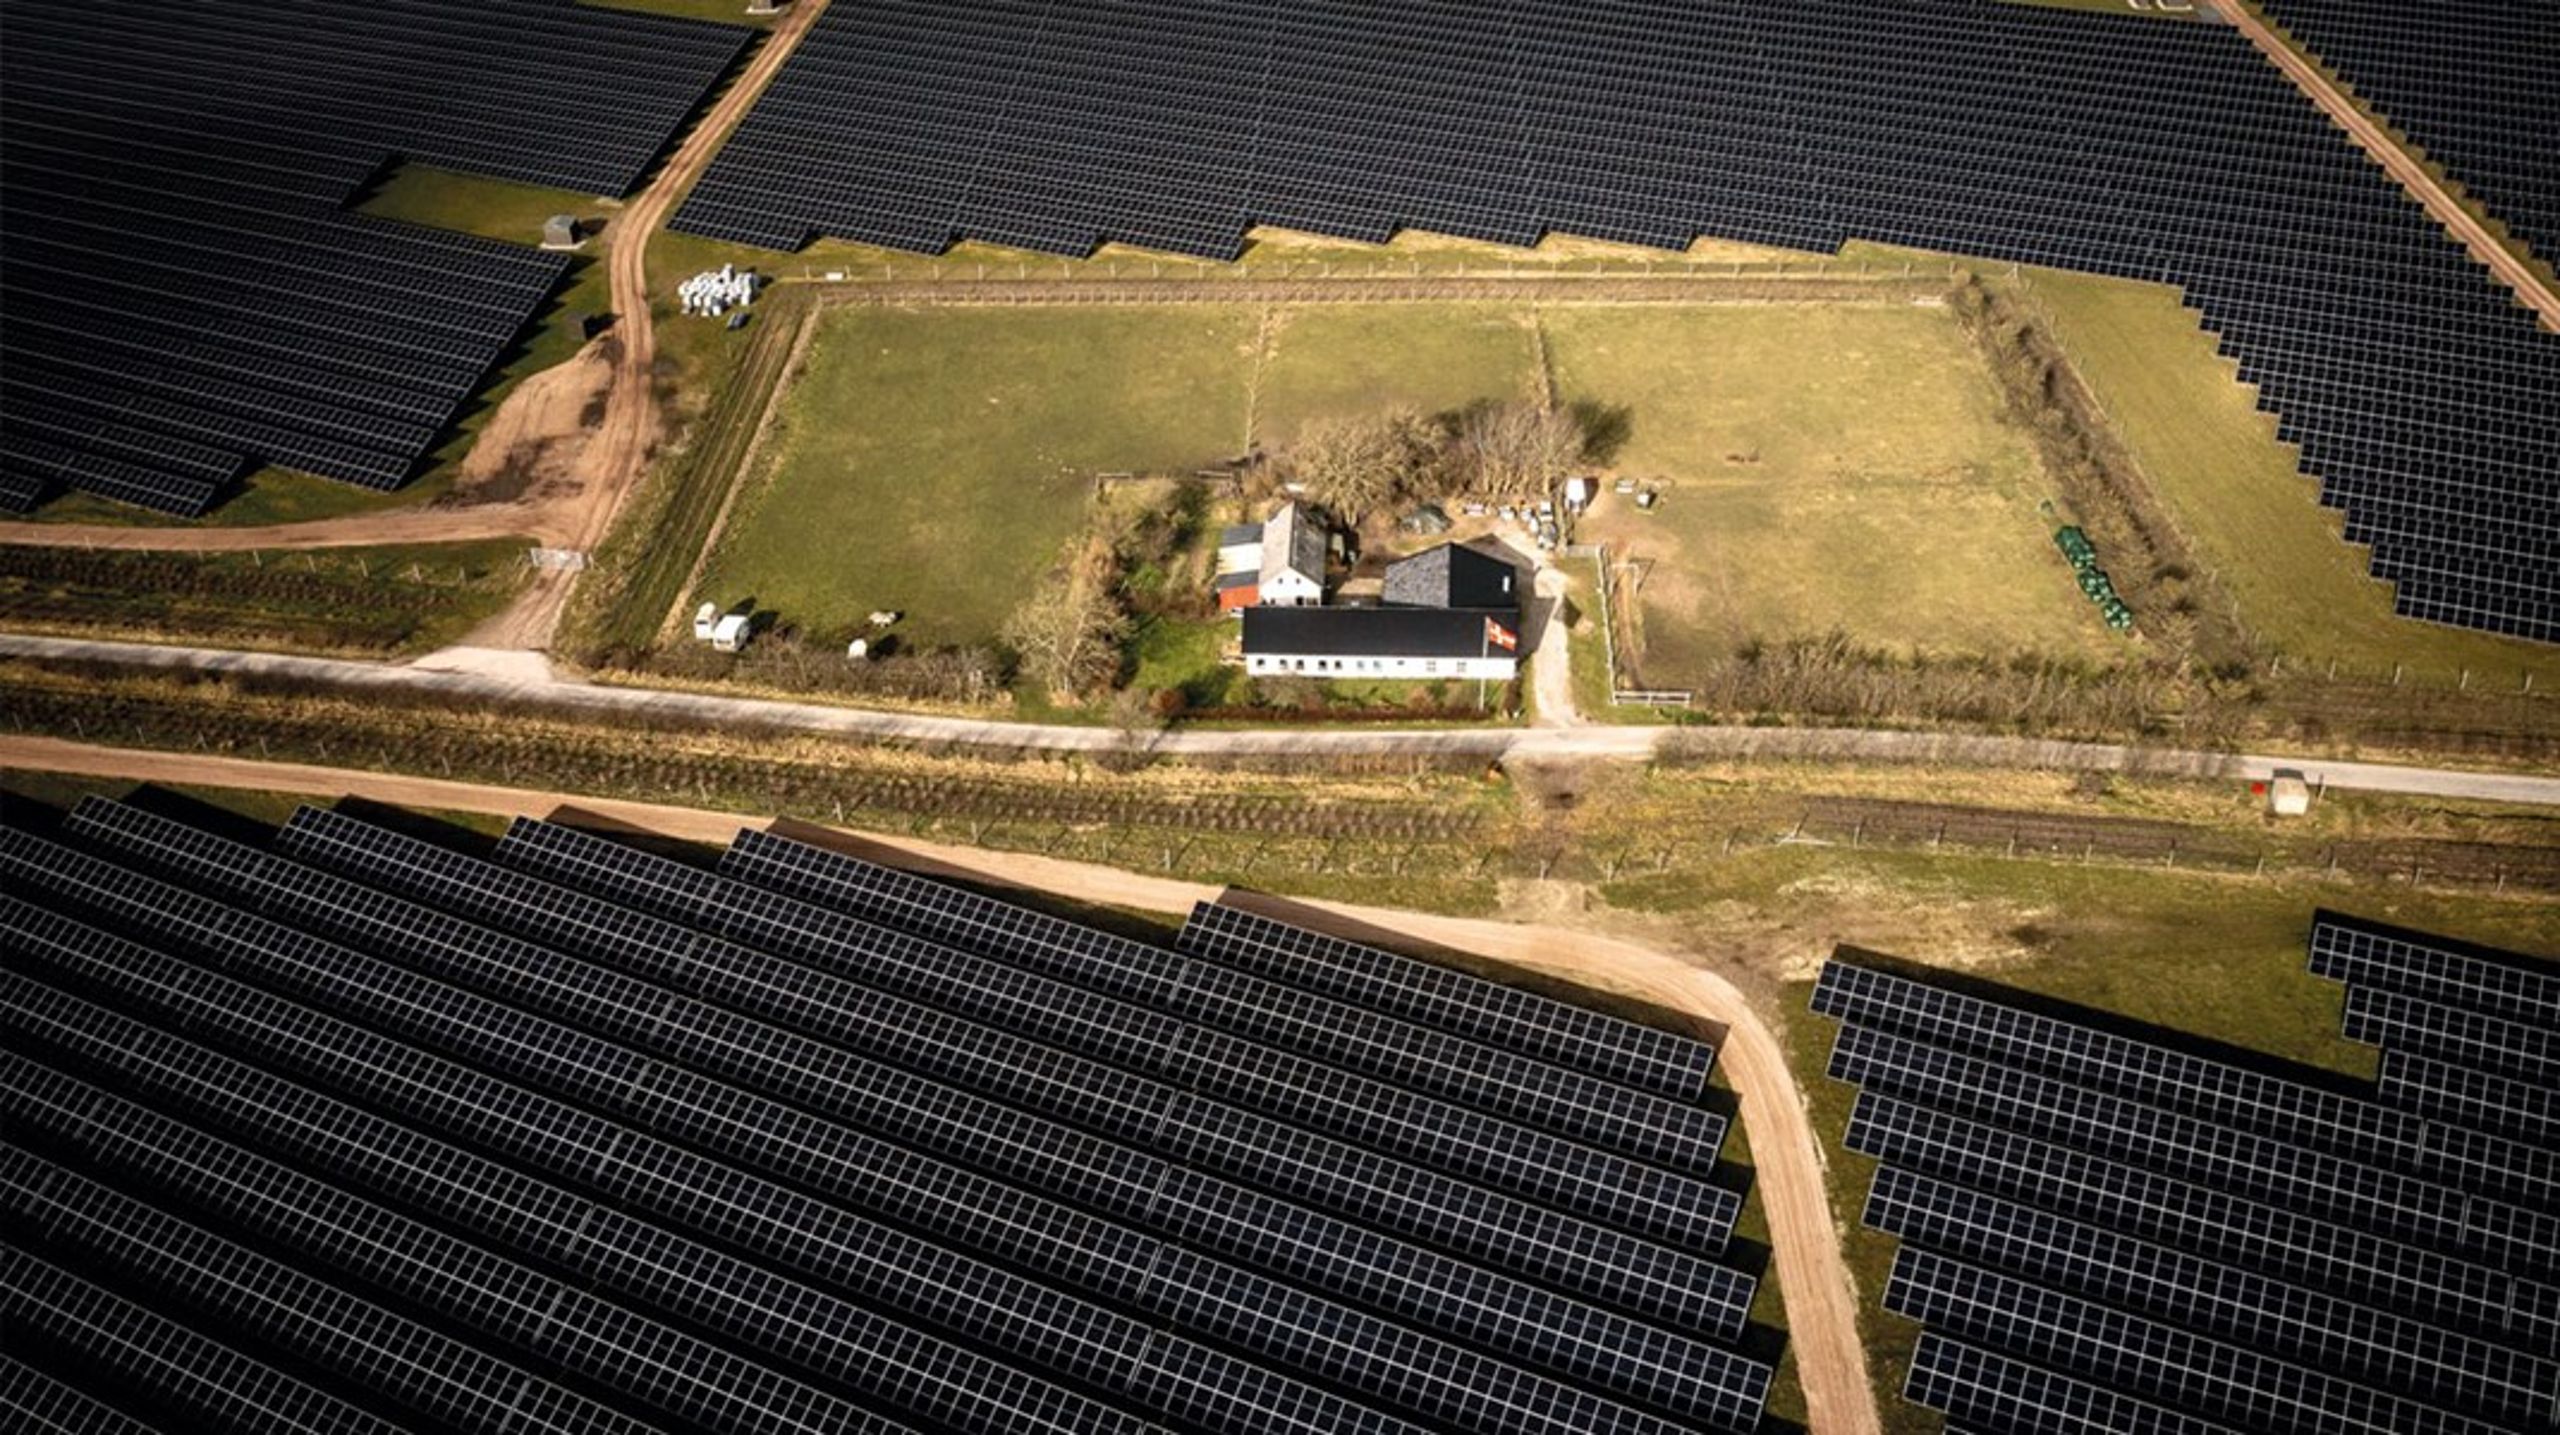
(9, 632, 2560, 808)
(0, 732, 1884, 1435)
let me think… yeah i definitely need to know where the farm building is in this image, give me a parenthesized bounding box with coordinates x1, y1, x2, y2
(1242, 607, 1520, 680)
(1382, 542, 1518, 610)
(1215, 501, 1328, 610)
(1243, 542, 1522, 680)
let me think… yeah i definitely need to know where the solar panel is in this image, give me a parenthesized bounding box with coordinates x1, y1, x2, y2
(1845, 1090, 2560, 1358)
(0, 1114, 730, 1435)
(2310, 912, 2560, 1029)
(1863, 1165, 2560, 1428)
(736, 833, 1714, 1092)
(1816, 946, 2560, 1431)
(1176, 901, 1719, 1101)
(1905, 1332, 2242, 1435)
(0, 799, 1776, 1434)
(2255, 0, 2560, 263)
(282, 812, 1756, 1339)
(1827, 1022, 2557, 1274)
(0, 963, 1152, 1435)
(1886, 1246, 2511, 1435)
(2342, 984, 2558, 1086)
(495, 817, 1741, 1253)
(2380, 1048, 2558, 1147)
(0, 0, 750, 508)
(1813, 958, 2423, 1166)
(496, 820, 1728, 1178)
(0, 1269, 378, 1435)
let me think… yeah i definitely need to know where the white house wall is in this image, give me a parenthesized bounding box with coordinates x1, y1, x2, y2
(1246, 653, 1515, 680)
(1259, 571, 1324, 607)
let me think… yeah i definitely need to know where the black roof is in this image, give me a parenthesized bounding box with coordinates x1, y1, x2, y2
(0, 797, 1768, 1435)
(1244, 604, 1519, 659)
(1383, 543, 1520, 610)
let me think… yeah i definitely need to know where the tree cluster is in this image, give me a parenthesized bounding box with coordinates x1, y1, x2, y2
(1002, 529, 1132, 700)
(1278, 398, 1617, 521)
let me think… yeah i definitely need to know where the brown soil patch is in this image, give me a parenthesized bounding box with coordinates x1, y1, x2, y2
(447, 339, 617, 508)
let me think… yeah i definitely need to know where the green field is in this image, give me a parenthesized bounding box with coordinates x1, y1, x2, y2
(698, 297, 2119, 677)
(2021, 267, 2553, 686)
(1556, 304, 2108, 673)
(699, 305, 1258, 647)
(1252, 304, 1539, 441)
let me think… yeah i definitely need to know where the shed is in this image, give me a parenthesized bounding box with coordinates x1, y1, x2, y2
(710, 613, 752, 652)
(542, 215, 581, 250)
(1215, 570, 1261, 612)
(693, 602, 719, 641)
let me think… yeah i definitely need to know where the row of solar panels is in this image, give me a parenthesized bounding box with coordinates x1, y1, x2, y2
(0, 793, 1773, 1434)
(2258, 0, 2559, 266)
(672, 0, 2559, 642)
(0, 0, 750, 515)
(1812, 918, 2560, 1433)
(2311, 911, 2560, 1146)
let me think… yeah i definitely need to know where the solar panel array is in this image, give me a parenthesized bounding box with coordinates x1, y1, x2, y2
(1811, 946, 2560, 1434)
(2256, 0, 2560, 266)
(2313, 910, 2560, 1149)
(0, 0, 750, 515)
(0, 794, 1770, 1434)
(674, 0, 2560, 641)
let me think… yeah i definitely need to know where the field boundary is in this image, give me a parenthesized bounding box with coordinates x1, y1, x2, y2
(652, 294, 826, 646)
(1567, 542, 1692, 709)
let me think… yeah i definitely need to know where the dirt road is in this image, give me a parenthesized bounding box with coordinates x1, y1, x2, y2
(2204, 0, 2559, 332)
(0, 731, 1882, 1434)
(571, 0, 829, 560)
(1529, 563, 1583, 729)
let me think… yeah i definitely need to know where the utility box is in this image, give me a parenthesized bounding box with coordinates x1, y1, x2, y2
(2266, 769, 2312, 817)
(541, 215, 581, 250)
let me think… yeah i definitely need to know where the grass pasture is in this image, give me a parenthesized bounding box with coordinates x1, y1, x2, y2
(2020, 266, 2553, 685)
(1252, 303, 1540, 440)
(692, 296, 2116, 685)
(699, 305, 1258, 648)
(1556, 304, 2109, 678)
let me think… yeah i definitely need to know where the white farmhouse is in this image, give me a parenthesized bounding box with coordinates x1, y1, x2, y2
(1214, 501, 1329, 611)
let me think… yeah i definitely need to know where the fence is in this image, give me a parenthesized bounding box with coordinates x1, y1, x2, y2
(796, 254, 1969, 288)
(1565, 541, 1692, 709)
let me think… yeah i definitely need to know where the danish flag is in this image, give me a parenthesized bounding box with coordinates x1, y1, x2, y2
(1483, 617, 1519, 652)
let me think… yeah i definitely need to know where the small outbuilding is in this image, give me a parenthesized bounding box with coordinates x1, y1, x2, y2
(710, 613, 752, 653)
(541, 214, 581, 250)
(693, 602, 719, 641)
(2265, 769, 2313, 817)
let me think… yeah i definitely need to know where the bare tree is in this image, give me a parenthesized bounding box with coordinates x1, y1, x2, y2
(1286, 407, 1439, 522)
(1446, 399, 1586, 502)
(1002, 533, 1130, 699)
